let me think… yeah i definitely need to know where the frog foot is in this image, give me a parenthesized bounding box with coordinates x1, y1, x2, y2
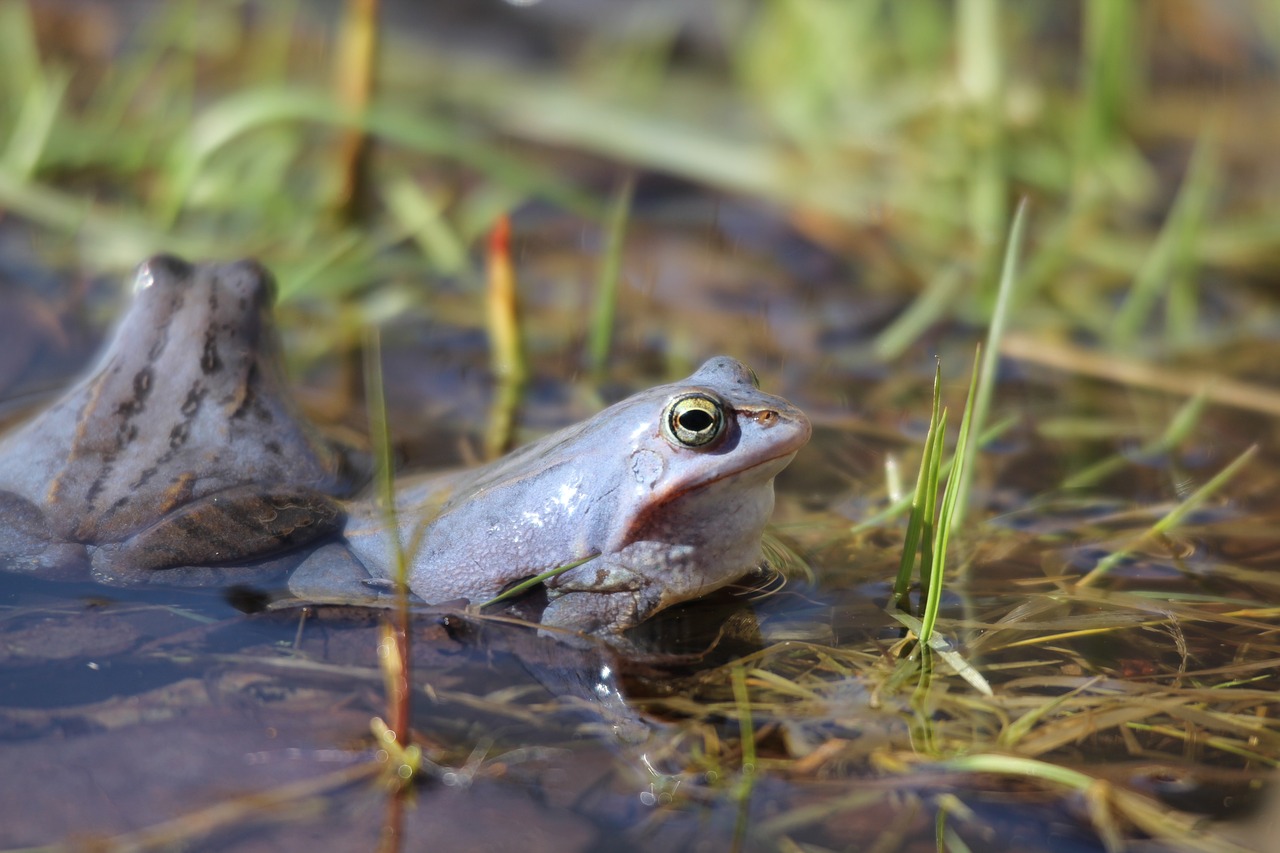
(90, 485, 344, 583)
(0, 491, 90, 576)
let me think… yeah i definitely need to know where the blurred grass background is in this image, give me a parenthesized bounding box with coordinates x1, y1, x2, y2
(1, 0, 1278, 369)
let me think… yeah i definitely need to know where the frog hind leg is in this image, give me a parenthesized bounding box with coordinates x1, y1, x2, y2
(0, 490, 90, 575)
(89, 486, 345, 583)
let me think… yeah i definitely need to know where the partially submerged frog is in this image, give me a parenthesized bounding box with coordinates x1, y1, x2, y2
(0, 256, 811, 635)
(0, 256, 362, 580)
(293, 355, 811, 633)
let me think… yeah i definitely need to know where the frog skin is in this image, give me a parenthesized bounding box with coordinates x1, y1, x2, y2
(292, 357, 811, 635)
(0, 256, 362, 581)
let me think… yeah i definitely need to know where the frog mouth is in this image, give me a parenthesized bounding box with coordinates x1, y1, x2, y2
(711, 448, 788, 481)
(617, 446, 801, 546)
(696, 448, 800, 490)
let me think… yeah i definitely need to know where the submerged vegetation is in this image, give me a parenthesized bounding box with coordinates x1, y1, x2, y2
(2, 1, 1280, 851)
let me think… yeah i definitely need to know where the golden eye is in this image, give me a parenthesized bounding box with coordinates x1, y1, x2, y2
(662, 393, 726, 449)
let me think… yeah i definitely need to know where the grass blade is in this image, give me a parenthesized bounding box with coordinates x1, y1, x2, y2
(953, 198, 1028, 526)
(1077, 443, 1259, 586)
(892, 362, 944, 607)
(587, 174, 635, 379)
(1110, 128, 1219, 348)
(920, 347, 981, 644)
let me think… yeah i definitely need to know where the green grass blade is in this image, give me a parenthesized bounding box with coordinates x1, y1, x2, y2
(920, 347, 981, 643)
(918, 406, 947, 604)
(162, 87, 599, 225)
(0, 0, 41, 130)
(382, 173, 470, 275)
(892, 362, 944, 605)
(1110, 128, 1219, 348)
(1078, 0, 1139, 163)
(953, 198, 1028, 526)
(479, 553, 599, 607)
(3, 67, 69, 179)
(890, 610, 992, 696)
(363, 328, 407, 590)
(872, 263, 965, 361)
(957, 0, 1006, 256)
(587, 174, 635, 379)
(941, 754, 1099, 792)
(852, 416, 1017, 534)
(1062, 390, 1208, 490)
(1077, 443, 1259, 586)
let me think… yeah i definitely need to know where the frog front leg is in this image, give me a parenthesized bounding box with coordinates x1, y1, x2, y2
(540, 557, 664, 635)
(540, 587, 664, 635)
(89, 485, 345, 583)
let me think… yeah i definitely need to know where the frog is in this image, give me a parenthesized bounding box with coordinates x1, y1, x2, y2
(0, 256, 363, 581)
(0, 255, 811, 636)
(290, 356, 811, 634)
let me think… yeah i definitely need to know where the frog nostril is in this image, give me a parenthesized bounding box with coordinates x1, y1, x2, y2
(224, 259, 278, 307)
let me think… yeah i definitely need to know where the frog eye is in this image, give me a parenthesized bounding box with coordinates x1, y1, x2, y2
(662, 393, 727, 449)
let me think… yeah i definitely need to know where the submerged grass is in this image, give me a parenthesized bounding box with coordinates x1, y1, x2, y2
(640, 592, 1280, 846)
(1077, 443, 1260, 586)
